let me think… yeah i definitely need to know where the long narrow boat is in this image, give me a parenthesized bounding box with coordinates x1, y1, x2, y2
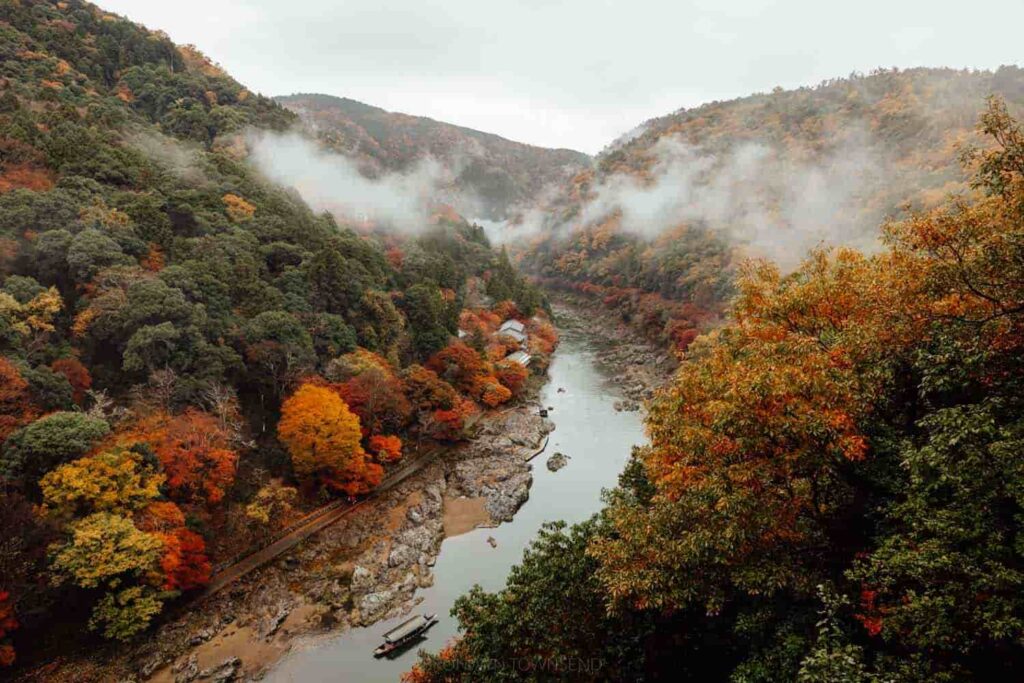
(373, 613, 438, 657)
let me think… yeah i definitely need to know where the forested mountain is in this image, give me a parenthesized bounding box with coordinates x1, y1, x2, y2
(410, 97, 1024, 683)
(6, 0, 1024, 680)
(276, 93, 591, 220)
(0, 0, 553, 667)
(516, 67, 1024, 351)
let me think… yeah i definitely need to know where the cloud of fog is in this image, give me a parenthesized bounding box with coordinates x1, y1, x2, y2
(573, 129, 893, 267)
(247, 130, 453, 232)
(127, 131, 207, 184)
(473, 179, 569, 246)
(473, 208, 549, 246)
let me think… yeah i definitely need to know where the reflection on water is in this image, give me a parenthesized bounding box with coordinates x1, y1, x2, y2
(269, 326, 647, 682)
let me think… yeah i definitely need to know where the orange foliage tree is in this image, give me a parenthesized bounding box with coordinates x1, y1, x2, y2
(527, 319, 559, 355)
(494, 360, 529, 396)
(491, 300, 521, 321)
(140, 244, 165, 272)
(277, 383, 383, 496)
(594, 247, 914, 609)
(426, 342, 486, 394)
(137, 500, 210, 591)
(0, 358, 37, 444)
(459, 308, 500, 336)
(138, 500, 186, 530)
(401, 643, 465, 683)
(222, 193, 255, 222)
(385, 246, 404, 269)
(429, 397, 478, 441)
(402, 364, 458, 413)
(121, 410, 239, 505)
(474, 376, 512, 408)
(50, 357, 92, 405)
(333, 367, 412, 437)
(368, 434, 403, 463)
(156, 527, 211, 591)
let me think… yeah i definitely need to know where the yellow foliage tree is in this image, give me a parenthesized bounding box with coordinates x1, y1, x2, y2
(0, 286, 61, 337)
(40, 450, 163, 518)
(245, 480, 298, 526)
(50, 512, 162, 590)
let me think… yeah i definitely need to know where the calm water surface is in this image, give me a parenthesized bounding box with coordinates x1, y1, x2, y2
(268, 325, 646, 682)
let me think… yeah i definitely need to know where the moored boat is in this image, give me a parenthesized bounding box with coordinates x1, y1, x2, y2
(373, 613, 438, 657)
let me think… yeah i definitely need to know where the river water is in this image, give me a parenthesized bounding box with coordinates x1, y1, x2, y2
(268, 324, 647, 682)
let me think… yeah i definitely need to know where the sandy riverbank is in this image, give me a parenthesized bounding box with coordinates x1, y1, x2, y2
(442, 496, 490, 537)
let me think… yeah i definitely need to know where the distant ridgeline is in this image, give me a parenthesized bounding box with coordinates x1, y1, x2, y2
(277, 93, 591, 221)
(0, 0, 555, 668)
(515, 66, 1024, 352)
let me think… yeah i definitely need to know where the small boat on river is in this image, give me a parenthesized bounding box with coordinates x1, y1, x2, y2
(373, 613, 438, 657)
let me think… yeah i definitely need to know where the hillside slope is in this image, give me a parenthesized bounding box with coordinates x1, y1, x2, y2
(410, 93, 1024, 683)
(277, 93, 591, 220)
(517, 66, 1024, 349)
(0, 0, 550, 671)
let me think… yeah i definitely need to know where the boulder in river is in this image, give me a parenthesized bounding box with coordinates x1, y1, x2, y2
(483, 470, 532, 522)
(546, 452, 570, 472)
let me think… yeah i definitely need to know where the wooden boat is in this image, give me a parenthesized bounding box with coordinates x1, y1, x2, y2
(373, 613, 438, 657)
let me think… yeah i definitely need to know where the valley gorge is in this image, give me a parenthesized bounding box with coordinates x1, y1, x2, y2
(13, 301, 665, 682)
(3, 2, 1024, 682)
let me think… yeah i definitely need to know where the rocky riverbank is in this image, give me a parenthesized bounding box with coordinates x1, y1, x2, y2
(151, 406, 552, 682)
(17, 396, 554, 683)
(551, 298, 677, 411)
(20, 299, 664, 683)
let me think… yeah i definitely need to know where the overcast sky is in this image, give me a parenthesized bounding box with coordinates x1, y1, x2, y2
(101, 0, 1024, 155)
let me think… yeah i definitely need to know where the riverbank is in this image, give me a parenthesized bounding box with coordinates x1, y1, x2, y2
(14, 402, 552, 683)
(266, 303, 656, 682)
(17, 300, 672, 683)
(146, 405, 553, 683)
(551, 295, 678, 408)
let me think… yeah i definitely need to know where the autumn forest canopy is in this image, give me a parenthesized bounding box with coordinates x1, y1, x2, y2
(407, 99, 1024, 681)
(0, 0, 555, 666)
(3, 0, 1024, 681)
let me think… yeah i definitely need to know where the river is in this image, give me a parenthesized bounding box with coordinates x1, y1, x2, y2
(267, 322, 647, 682)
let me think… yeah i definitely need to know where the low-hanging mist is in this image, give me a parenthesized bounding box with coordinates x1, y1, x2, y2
(247, 130, 453, 233)
(576, 129, 902, 268)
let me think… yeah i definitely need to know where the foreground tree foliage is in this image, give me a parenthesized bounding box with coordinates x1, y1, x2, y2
(410, 100, 1024, 682)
